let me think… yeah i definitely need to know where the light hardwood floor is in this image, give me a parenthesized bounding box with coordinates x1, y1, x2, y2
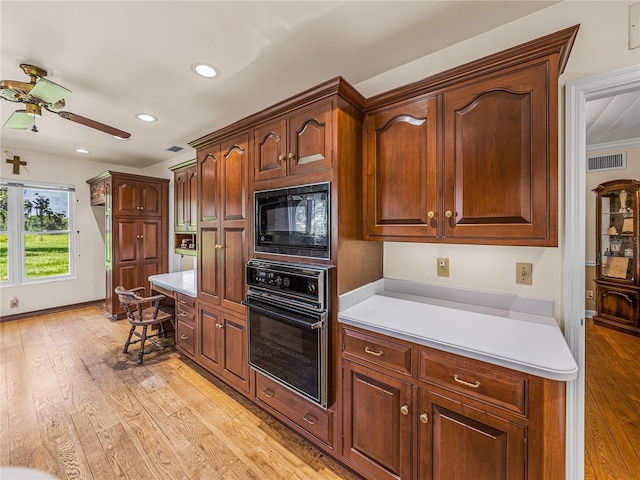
(0, 306, 362, 480)
(585, 318, 640, 480)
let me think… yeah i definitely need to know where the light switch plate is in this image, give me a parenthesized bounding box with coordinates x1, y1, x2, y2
(516, 263, 532, 285)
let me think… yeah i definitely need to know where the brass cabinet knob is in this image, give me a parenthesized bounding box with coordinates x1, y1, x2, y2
(400, 405, 409, 416)
(278, 154, 285, 161)
(263, 388, 275, 398)
(445, 210, 453, 218)
(287, 152, 295, 160)
(420, 413, 429, 424)
(427, 211, 435, 219)
(215, 244, 224, 249)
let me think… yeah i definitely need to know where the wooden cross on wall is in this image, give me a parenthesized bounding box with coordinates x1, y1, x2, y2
(6, 154, 26, 174)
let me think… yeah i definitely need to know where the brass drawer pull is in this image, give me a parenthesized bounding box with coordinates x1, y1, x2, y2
(364, 346, 384, 357)
(180, 335, 189, 340)
(263, 388, 275, 398)
(453, 374, 481, 389)
(179, 299, 187, 304)
(303, 413, 318, 425)
(179, 311, 189, 317)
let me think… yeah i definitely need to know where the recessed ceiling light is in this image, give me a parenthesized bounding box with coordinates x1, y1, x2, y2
(192, 63, 219, 78)
(136, 113, 157, 122)
(75, 148, 90, 154)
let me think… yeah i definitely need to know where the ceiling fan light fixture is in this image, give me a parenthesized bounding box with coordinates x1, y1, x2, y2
(136, 113, 157, 122)
(192, 63, 219, 78)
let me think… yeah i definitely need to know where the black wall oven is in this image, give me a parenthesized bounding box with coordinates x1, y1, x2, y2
(254, 182, 330, 259)
(243, 259, 330, 407)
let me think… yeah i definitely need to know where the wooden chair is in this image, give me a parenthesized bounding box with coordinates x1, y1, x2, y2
(115, 286, 175, 364)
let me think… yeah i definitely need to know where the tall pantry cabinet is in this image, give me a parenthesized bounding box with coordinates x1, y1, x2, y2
(87, 171, 169, 319)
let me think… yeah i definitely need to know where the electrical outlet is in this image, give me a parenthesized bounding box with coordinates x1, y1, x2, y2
(9, 296, 19, 308)
(437, 257, 449, 277)
(516, 263, 532, 285)
(586, 290, 594, 299)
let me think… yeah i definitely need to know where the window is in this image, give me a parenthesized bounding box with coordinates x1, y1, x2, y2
(0, 181, 75, 285)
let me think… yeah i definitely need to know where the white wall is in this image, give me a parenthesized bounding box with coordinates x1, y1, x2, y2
(355, 1, 640, 323)
(0, 149, 141, 317)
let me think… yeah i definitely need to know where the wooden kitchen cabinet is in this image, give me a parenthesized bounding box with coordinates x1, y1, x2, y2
(112, 176, 165, 217)
(196, 131, 249, 316)
(197, 304, 249, 393)
(170, 160, 197, 255)
(175, 292, 197, 360)
(87, 171, 169, 318)
(363, 25, 579, 247)
(593, 179, 640, 335)
(418, 389, 526, 480)
(341, 326, 565, 480)
(253, 101, 333, 183)
(342, 359, 414, 480)
(363, 96, 438, 239)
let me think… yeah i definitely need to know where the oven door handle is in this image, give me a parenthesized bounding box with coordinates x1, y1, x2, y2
(243, 299, 326, 330)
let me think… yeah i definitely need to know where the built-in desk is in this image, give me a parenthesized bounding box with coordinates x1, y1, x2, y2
(149, 270, 197, 359)
(149, 270, 196, 298)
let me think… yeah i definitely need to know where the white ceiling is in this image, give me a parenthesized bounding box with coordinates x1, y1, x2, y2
(1, 1, 636, 170)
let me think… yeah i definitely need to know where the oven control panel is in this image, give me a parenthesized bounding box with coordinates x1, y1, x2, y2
(246, 259, 328, 308)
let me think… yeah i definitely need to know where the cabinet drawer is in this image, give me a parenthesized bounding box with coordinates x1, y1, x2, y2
(176, 292, 197, 310)
(176, 304, 195, 323)
(255, 372, 332, 446)
(343, 328, 413, 376)
(176, 319, 196, 357)
(418, 348, 527, 415)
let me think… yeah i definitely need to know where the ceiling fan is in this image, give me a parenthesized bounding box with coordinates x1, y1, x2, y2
(0, 63, 131, 139)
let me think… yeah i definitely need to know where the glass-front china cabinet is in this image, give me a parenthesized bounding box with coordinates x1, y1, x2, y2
(593, 179, 640, 336)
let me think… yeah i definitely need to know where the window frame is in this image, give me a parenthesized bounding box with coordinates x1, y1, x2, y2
(0, 180, 76, 286)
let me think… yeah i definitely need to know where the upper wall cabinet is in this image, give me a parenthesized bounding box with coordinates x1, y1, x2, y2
(363, 25, 579, 247)
(253, 101, 333, 183)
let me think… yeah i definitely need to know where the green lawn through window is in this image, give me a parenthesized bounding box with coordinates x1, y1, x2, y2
(0, 233, 70, 281)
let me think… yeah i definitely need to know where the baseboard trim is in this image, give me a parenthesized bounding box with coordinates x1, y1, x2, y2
(0, 300, 105, 323)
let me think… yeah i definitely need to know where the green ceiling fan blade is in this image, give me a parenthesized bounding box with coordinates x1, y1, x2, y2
(3, 110, 34, 129)
(29, 78, 71, 105)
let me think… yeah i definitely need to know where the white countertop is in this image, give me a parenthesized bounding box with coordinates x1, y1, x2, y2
(338, 279, 578, 381)
(149, 270, 196, 297)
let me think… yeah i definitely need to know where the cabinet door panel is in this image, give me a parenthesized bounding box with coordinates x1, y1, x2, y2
(113, 180, 139, 216)
(288, 102, 333, 176)
(140, 219, 162, 261)
(221, 313, 249, 392)
(116, 264, 139, 291)
(343, 360, 413, 480)
(221, 133, 248, 222)
(115, 220, 138, 262)
(174, 170, 187, 231)
(187, 166, 198, 231)
(596, 285, 639, 327)
(198, 147, 220, 225)
(198, 227, 220, 305)
(254, 118, 287, 182)
(418, 389, 526, 480)
(443, 64, 550, 243)
(198, 305, 221, 372)
(139, 183, 163, 216)
(221, 227, 246, 313)
(364, 97, 438, 238)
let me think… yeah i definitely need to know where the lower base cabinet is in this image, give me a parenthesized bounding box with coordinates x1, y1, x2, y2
(198, 303, 250, 394)
(342, 327, 565, 480)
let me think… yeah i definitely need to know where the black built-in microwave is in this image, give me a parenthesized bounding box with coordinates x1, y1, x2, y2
(254, 182, 330, 259)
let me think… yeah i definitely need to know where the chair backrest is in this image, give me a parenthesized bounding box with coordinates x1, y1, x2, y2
(114, 286, 146, 321)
